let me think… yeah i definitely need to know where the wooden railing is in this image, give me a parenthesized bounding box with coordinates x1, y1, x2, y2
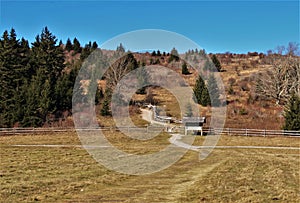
(202, 128, 300, 137)
(0, 127, 299, 137)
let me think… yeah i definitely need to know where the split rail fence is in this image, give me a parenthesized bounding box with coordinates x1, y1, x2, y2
(0, 127, 299, 137)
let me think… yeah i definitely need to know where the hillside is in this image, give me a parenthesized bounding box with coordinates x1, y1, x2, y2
(20, 47, 299, 130)
(0, 27, 298, 130)
(116, 52, 285, 130)
(61, 48, 295, 130)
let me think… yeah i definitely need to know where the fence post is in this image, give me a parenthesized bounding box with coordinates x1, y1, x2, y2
(264, 129, 266, 137)
(246, 128, 248, 136)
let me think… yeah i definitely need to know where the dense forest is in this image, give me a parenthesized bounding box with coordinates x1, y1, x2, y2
(0, 27, 99, 127)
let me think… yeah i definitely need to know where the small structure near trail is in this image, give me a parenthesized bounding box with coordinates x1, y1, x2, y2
(182, 117, 206, 136)
(144, 104, 206, 135)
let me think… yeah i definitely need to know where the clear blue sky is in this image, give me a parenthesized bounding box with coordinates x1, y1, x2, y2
(1, 0, 299, 53)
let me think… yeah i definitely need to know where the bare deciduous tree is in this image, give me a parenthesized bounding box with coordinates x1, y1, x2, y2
(105, 53, 138, 90)
(275, 45, 285, 55)
(287, 42, 300, 56)
(256, 55, 300, 104)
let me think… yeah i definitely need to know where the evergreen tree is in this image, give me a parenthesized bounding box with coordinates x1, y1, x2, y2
(203, 60, 214, 72)
(101, 97, 111, 116)
(211, 54, 222, 72)
(182, 62, 190, 75)
(65, 38, 73, 51)
(80, 41, 99, 61)
(21, 69, 48, 127)
(0, 29, 31, 126)
(12, 84, 26, 125)
(65, 59, 82, 110)
(54, 70, 76, 111)
(116, 43, 125, 53)
(283, 93, 300, 131)
(80, 45, 91, 61)
(169, 47, 179, 62)
(73, 37, 82, 53)
(21, 82, 42, 127)
(31, 27, 65, 86)
(127, 52, 138, 70)
(151, 51, 157, 56)
(101, 88, 112, 116)
(171, 47, 179, 57)
(199, 49, 206, 57)
(193, 74, 210, 107)
(29, 27, 65, 123)
(92, 41, 98, 50)
(201, 87, 210, 107)
(207, 74, 220, 106)
(157, 50, 161, 56)
(136, 65, 150, 94)
(193, 74, 204, 104)
(19, 37, 32, 78)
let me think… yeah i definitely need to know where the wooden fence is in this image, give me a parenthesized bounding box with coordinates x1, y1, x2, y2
(0, 126, 164, 136)
(204, 128, 300, 137)
(0, 126, 299, 137)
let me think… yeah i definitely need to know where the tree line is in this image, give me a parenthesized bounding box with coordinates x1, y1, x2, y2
(0, 27, 98, 127)
(1, 27, 298, 131)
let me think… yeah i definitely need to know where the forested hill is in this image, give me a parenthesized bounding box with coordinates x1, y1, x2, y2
(1, 27, 299, 130)
(0, 27, 185, 128)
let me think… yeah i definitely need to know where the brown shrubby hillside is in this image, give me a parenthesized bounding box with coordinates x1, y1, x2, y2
(1, 27, 298, 129)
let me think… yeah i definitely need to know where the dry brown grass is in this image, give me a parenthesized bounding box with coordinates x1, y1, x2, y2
(1, 132, 299, 202)
(144, 55, 285, 130)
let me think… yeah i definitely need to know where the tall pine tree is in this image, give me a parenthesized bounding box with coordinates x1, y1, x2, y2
(211, 54, 222, 72)
(193, 74, 210, 107)
(201, 86, 211, 107)
(182, 62, 190, 75)
(29, 27, 65, 124)
(65, 38, 73, 51)
(193, 74, 204, 105)
(207, 74, 221, 106)
(136, 64, 150, 94)
(283, 93, 300, 131)
(0, 29, 31, 126)
(73, 37, 82, 53)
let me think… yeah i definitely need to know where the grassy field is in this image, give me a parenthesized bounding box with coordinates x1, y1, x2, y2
(1, 132, 299, 202)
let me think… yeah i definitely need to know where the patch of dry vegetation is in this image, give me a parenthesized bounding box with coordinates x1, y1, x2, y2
(1, 133, 299, 202)
(142, 53, 288, 130)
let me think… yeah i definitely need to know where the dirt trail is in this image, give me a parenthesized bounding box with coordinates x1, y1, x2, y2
(165, 159, 228, 202)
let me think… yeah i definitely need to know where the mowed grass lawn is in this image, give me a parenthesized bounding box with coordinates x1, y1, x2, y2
(0, 132, 299, 202)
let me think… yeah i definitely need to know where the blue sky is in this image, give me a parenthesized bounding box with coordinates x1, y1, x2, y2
(0, 0, 299, 53)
